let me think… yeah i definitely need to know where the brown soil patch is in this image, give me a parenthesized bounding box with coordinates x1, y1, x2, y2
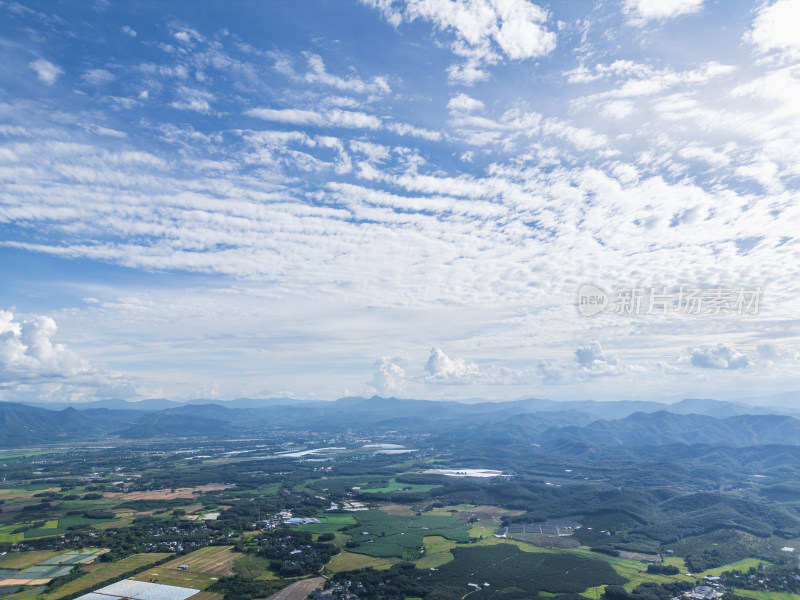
(103, 483, 230, 501)
(379, 503, 417, 516)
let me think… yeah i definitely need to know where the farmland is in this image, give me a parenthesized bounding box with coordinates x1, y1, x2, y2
(340, 510, 470, 558)
(131, 546, 239, 589)
(41, 553, 170, 600)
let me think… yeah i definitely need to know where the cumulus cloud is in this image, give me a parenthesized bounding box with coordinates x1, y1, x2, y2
(623, 0, 704, 25)
(746, 0, 800, 59)
(757, 342, 800, 362)
(0, 309, 92, 381)
(574, 341, 621, 376)
(363, 0, 556, 84)
(424, 347, 479, 380)
(121, 25, 137, 37)
(370, 357, 406, 395)
(29, 59, 63, 85)
(690, 343, 751, 370)
(447, 93, 485, 113)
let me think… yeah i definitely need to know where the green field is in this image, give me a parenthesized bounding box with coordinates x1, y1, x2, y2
(342, 510, 470, 558)
(359, 478, 441, 494)
(233, 555, 279, 580)
(296, 513, 357, 534)
(0, 551, 60, 570)
(416, 536, 457, 569)
(325, 551, 398, 573)
(699, 558, 772, 577)
(733, 590, 800, 600)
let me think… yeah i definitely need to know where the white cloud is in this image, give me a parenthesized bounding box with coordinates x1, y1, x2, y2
(690, 343, 751, 370)
(447, 93, 485, 113)
(301, 53, 391, 94)
(746, 0, 800, 58)
(82, 69, 115, 85)
(600, 100, 634, 119)
(170, 86, 214, 113)
(244, 108, 325, 126)
(363, 0, 556, 83)
(424, 347, 479, 380)
(370, 357, 406, 395)
(574, 341, 621, 376)
(623, 0, 704, 25)
(29, 59, 63, 85)
(757, 342, 800, 362)
(245, 107, 381, 129)
(0, 309, 92, 381)
(121, 25, 137, 37)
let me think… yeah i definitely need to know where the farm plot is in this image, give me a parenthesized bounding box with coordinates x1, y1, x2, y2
(342, 510, 470, 558)
(132, 547, 238, 590)
(42, 553, 171, 600)
(103, 484, 230, 501)
(422, 544, 626, 598)
(295, 514, 356, 535)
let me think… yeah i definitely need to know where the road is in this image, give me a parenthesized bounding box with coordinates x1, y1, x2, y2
(265, 577, 326, 600)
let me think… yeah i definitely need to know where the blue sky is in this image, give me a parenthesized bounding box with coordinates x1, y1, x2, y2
(1, 0, 799, 404)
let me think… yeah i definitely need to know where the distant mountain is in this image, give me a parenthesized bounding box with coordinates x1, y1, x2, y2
(0, 402, 140, 446)
(4, 395, 800, 447)
(540, 411, 800, 447)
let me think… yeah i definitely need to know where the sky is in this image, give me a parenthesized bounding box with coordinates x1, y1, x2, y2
(1, 0, 800, 405)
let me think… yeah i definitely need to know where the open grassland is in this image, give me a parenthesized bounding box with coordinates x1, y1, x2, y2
(41, 553, 170, 600)
(663, 556, 688, 570)
(699, 558, 772, 577)
(359, 478, 441, 494)
(416, 536, 457, 569)
(379, 503, 417, 516)
(0, 551, 60, 569)
(158, 546, 238, 576)
(469, 518, 499, 538)
(733, 591, 800, 600)
(325, 551, 397, 573)
(233, 555, 279, 580)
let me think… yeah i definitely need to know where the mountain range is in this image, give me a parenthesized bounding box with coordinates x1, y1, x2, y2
(2, 393, 800, 448)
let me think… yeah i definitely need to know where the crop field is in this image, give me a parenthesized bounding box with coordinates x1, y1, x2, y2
(0, 552, 60, 570)
(23, 517, 114, 539)
(325, 551, 397, 573)
(157, 546, 239, 576)
(103, 484, 231, 501)
(699, 558, 772, 577)
(469, 518, 500, 539)
(416, 536, 457, 569)
(733, 590, 800, 600)
(341, 510, 470, 558)
(295, 514, 356, 534)
(421, 544, 626, 598)
(41, 553, 171, 600)
(232, 555, 279, 580)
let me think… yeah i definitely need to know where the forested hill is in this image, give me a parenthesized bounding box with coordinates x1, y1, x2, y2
(3, 395, 800, 447)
